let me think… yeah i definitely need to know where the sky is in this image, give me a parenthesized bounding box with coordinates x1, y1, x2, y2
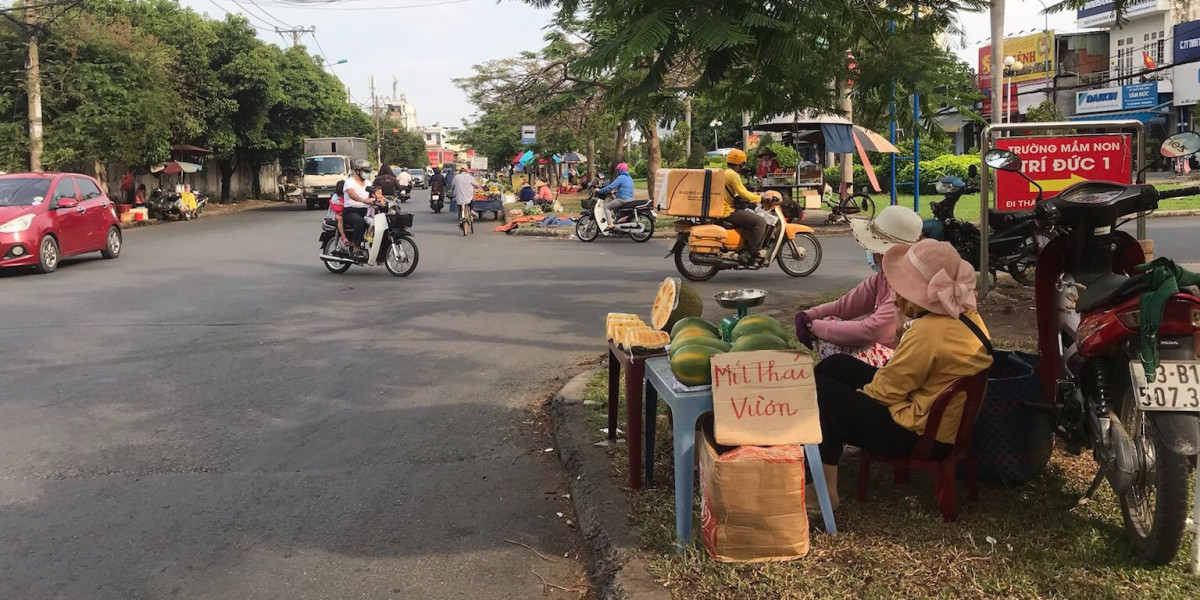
(182, 0, 1086, 129)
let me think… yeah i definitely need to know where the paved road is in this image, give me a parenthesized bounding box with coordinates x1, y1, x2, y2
(2, 192, 1198, 599)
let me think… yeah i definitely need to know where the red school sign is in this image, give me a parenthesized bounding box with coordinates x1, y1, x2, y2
(994, 134, 1132, 212)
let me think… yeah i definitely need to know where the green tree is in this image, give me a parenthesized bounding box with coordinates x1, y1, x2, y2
(379, 120, 429, 168)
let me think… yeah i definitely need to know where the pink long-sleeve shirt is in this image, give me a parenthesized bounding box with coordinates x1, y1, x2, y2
(803, 272, 898, 349)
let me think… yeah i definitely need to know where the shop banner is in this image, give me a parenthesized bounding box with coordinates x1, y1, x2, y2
(993, 135, 1132, 211)
(1123, 82, 1158, 109)
(978, 31, 1055, 90)
(711, 350, 820, 447)
(1176, 20, 1200, 64)
(1077, 0, 1158, 28)
(1076, 88, 1121, 114)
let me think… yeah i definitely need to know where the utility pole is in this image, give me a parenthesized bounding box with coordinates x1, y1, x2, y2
(370, 76, 381, 166)
(990, 2, 1004, 129)
(684, 96, 692, 159)
(25, 2, 42, 172)
(275, 26, 315, 47)
(741, 111, 750, 152)
(840, 78, 853, 197)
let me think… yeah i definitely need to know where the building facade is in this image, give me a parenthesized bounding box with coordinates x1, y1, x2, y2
(386, 94, 418, 132)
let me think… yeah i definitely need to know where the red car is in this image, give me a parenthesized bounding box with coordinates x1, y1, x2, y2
(0, 172, 122, 273)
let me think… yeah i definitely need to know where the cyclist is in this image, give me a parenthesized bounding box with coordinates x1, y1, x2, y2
(596, 162, 634, 230)
(343, 159, 373, 258)
(722, 149, 767, 262)
(451, 166, 481, 221)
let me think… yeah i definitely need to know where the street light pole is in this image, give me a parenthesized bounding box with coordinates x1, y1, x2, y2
(709, 120, 722, 151)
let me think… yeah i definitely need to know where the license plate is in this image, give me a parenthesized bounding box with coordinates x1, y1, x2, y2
(1129, 361, 1200, 411)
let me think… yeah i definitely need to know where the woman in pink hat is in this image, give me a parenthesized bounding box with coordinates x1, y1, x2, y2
(808, 239, 994, 510)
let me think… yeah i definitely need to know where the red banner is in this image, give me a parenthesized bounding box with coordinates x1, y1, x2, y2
(994, 135, 1132, 212)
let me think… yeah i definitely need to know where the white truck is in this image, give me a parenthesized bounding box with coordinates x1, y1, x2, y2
(302, 137, 369, 210)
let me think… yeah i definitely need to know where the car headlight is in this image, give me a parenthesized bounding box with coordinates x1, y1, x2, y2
(0, 214, 33, 233)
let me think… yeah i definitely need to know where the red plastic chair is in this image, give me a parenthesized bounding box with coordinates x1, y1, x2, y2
(856, 369, 992, 521)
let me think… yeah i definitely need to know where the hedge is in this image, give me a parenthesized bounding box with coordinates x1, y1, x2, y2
(826, 153, 980, 194)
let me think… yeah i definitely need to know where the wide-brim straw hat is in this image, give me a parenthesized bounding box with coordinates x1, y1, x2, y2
(848, 204, 923, 255)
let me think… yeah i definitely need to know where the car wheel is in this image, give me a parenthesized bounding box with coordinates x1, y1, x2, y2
(35, 235, 59, 274)
(101, 226, 122, 259)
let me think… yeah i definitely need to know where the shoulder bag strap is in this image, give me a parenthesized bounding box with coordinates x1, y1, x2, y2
(958, 314, 994, 356)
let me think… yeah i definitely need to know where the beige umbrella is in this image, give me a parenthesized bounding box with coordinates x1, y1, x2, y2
(852, 125, 899, 154)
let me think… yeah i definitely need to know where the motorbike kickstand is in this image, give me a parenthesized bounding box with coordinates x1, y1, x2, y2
(1073, 470, 1106, 509)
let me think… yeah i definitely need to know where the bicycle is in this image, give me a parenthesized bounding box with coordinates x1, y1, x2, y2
(821, 189, 876, 223)
(459, 202, 474, 236)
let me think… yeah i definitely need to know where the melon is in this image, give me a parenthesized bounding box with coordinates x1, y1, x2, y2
(671, 327, 719, 345)
(606, 313, 644, 341)
(620, 327, 670, 355)
(730, 332, 789, 352)
(730, 314, 788, 341)
(651, 277, 703, 331)
(668, 336, 731, 358)
(669, 317, 720, 339)
(670, 345, 724, 387)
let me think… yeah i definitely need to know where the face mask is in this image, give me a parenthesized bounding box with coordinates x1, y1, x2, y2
(866, 251, 880, 273)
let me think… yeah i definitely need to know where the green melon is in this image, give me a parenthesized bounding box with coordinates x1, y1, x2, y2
(730, 332, 789, 352)
(668, 336, 731, 358)
(651, 277, 703, 332)
(670, 345, 724, 387)
(730, 314, 788, 341)
(671, 327, 719, 345)
(670, 317, 720, 339)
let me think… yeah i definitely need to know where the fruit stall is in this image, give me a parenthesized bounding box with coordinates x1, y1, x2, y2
(604, 278, 835, 562)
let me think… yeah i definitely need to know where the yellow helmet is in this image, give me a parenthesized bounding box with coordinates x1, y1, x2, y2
(726, 149, 747, 166)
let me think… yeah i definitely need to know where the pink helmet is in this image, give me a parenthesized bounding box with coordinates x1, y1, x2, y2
(616, 162, 629, 172)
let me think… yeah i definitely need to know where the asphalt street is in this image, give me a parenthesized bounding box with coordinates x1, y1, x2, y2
(2, 191, 1199, 599)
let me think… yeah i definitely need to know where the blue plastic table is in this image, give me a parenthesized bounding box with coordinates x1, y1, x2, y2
(642, 356, 837, 550)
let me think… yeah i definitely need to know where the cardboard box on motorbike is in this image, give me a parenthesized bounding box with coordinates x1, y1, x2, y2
(654, 169, 728, 218)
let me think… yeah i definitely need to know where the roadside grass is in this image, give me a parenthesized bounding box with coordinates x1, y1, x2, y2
(581, 367, 1200, 599)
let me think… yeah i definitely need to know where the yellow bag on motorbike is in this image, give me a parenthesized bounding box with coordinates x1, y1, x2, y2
(655, 168, 727, 218)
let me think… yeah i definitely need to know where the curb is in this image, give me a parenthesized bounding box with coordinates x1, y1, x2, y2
(1150, 209, 1200, 218)
(510, 224, 851, 239)
(547, 369, 670, 600)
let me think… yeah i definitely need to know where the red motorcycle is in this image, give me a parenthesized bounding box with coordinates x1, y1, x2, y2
(985, 131, 1200, 564)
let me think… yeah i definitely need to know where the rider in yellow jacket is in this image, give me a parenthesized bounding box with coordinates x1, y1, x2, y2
(722, 149, 767, 259)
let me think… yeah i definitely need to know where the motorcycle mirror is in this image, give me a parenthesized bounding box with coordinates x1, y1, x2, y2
(1161, 131, 1200, 158)
(983, 149, 1023, 172)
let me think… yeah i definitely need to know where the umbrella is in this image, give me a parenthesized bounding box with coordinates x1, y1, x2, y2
(750, 111, 852, 132)
(562, 151, 587, 163)
(150, 161, 203, 175)
(851, 125, 898, 154)
(170, 143, 211, 157)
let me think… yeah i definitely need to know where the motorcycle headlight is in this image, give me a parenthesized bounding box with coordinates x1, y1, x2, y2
(0, 214, 34, 233)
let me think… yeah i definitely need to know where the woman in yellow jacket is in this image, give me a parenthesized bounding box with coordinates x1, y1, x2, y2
(722, 149, 768, 260)
(811, 239, 993, 509)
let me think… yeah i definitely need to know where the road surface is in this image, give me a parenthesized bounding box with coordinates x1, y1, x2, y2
(1, 192, 1198, 599)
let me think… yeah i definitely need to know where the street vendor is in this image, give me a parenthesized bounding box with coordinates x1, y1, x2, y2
(755, 146, 780, 179)
(795, 205, 923, 367)
(810, 239, 993, 510)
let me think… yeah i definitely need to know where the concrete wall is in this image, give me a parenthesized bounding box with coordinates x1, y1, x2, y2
(99, 158, 281, 203)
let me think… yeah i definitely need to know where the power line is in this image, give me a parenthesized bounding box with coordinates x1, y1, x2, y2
(249, 0, 474, 11)
(245, 0, 294, 29)
(205, 0, 273, 31)
(226, 0, 282, 30)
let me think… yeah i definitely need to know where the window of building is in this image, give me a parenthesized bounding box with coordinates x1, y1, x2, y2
(1116, 36, 1134, 79)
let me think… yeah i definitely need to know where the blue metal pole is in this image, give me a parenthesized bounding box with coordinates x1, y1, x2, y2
(889, 20, 897, 206)
(912, 7, 920, 212)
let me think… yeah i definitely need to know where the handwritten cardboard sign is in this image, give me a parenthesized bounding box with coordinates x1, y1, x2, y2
(711, 350, 821, 446)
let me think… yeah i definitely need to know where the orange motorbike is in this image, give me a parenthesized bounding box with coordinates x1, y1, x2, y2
(667, 191, 822, 281)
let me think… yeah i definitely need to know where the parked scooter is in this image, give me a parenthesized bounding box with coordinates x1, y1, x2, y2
(147, 188, 206, 221)
(986, 131, 1200, 564)
(575, 188, 655, 242)
(923, 165, 1043, 285)
(667, 191, 822, 281)
(319, 199, 419, 277)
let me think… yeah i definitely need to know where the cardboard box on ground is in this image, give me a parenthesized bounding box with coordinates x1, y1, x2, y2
(699, 350, 819, 562)
(699, 417, 809, 562)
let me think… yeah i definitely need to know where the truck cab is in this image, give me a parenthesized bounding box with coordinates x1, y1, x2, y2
(302, 137, 368, 210)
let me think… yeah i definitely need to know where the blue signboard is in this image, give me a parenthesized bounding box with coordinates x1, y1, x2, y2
(1077, 0, 1157, 27)
(1122, 82, 1158, 109)
(1176, 20, 1200, 64)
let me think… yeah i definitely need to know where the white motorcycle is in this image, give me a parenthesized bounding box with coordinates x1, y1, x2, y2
(575, 188, 655, 242)
(319, 201, 419, 276)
